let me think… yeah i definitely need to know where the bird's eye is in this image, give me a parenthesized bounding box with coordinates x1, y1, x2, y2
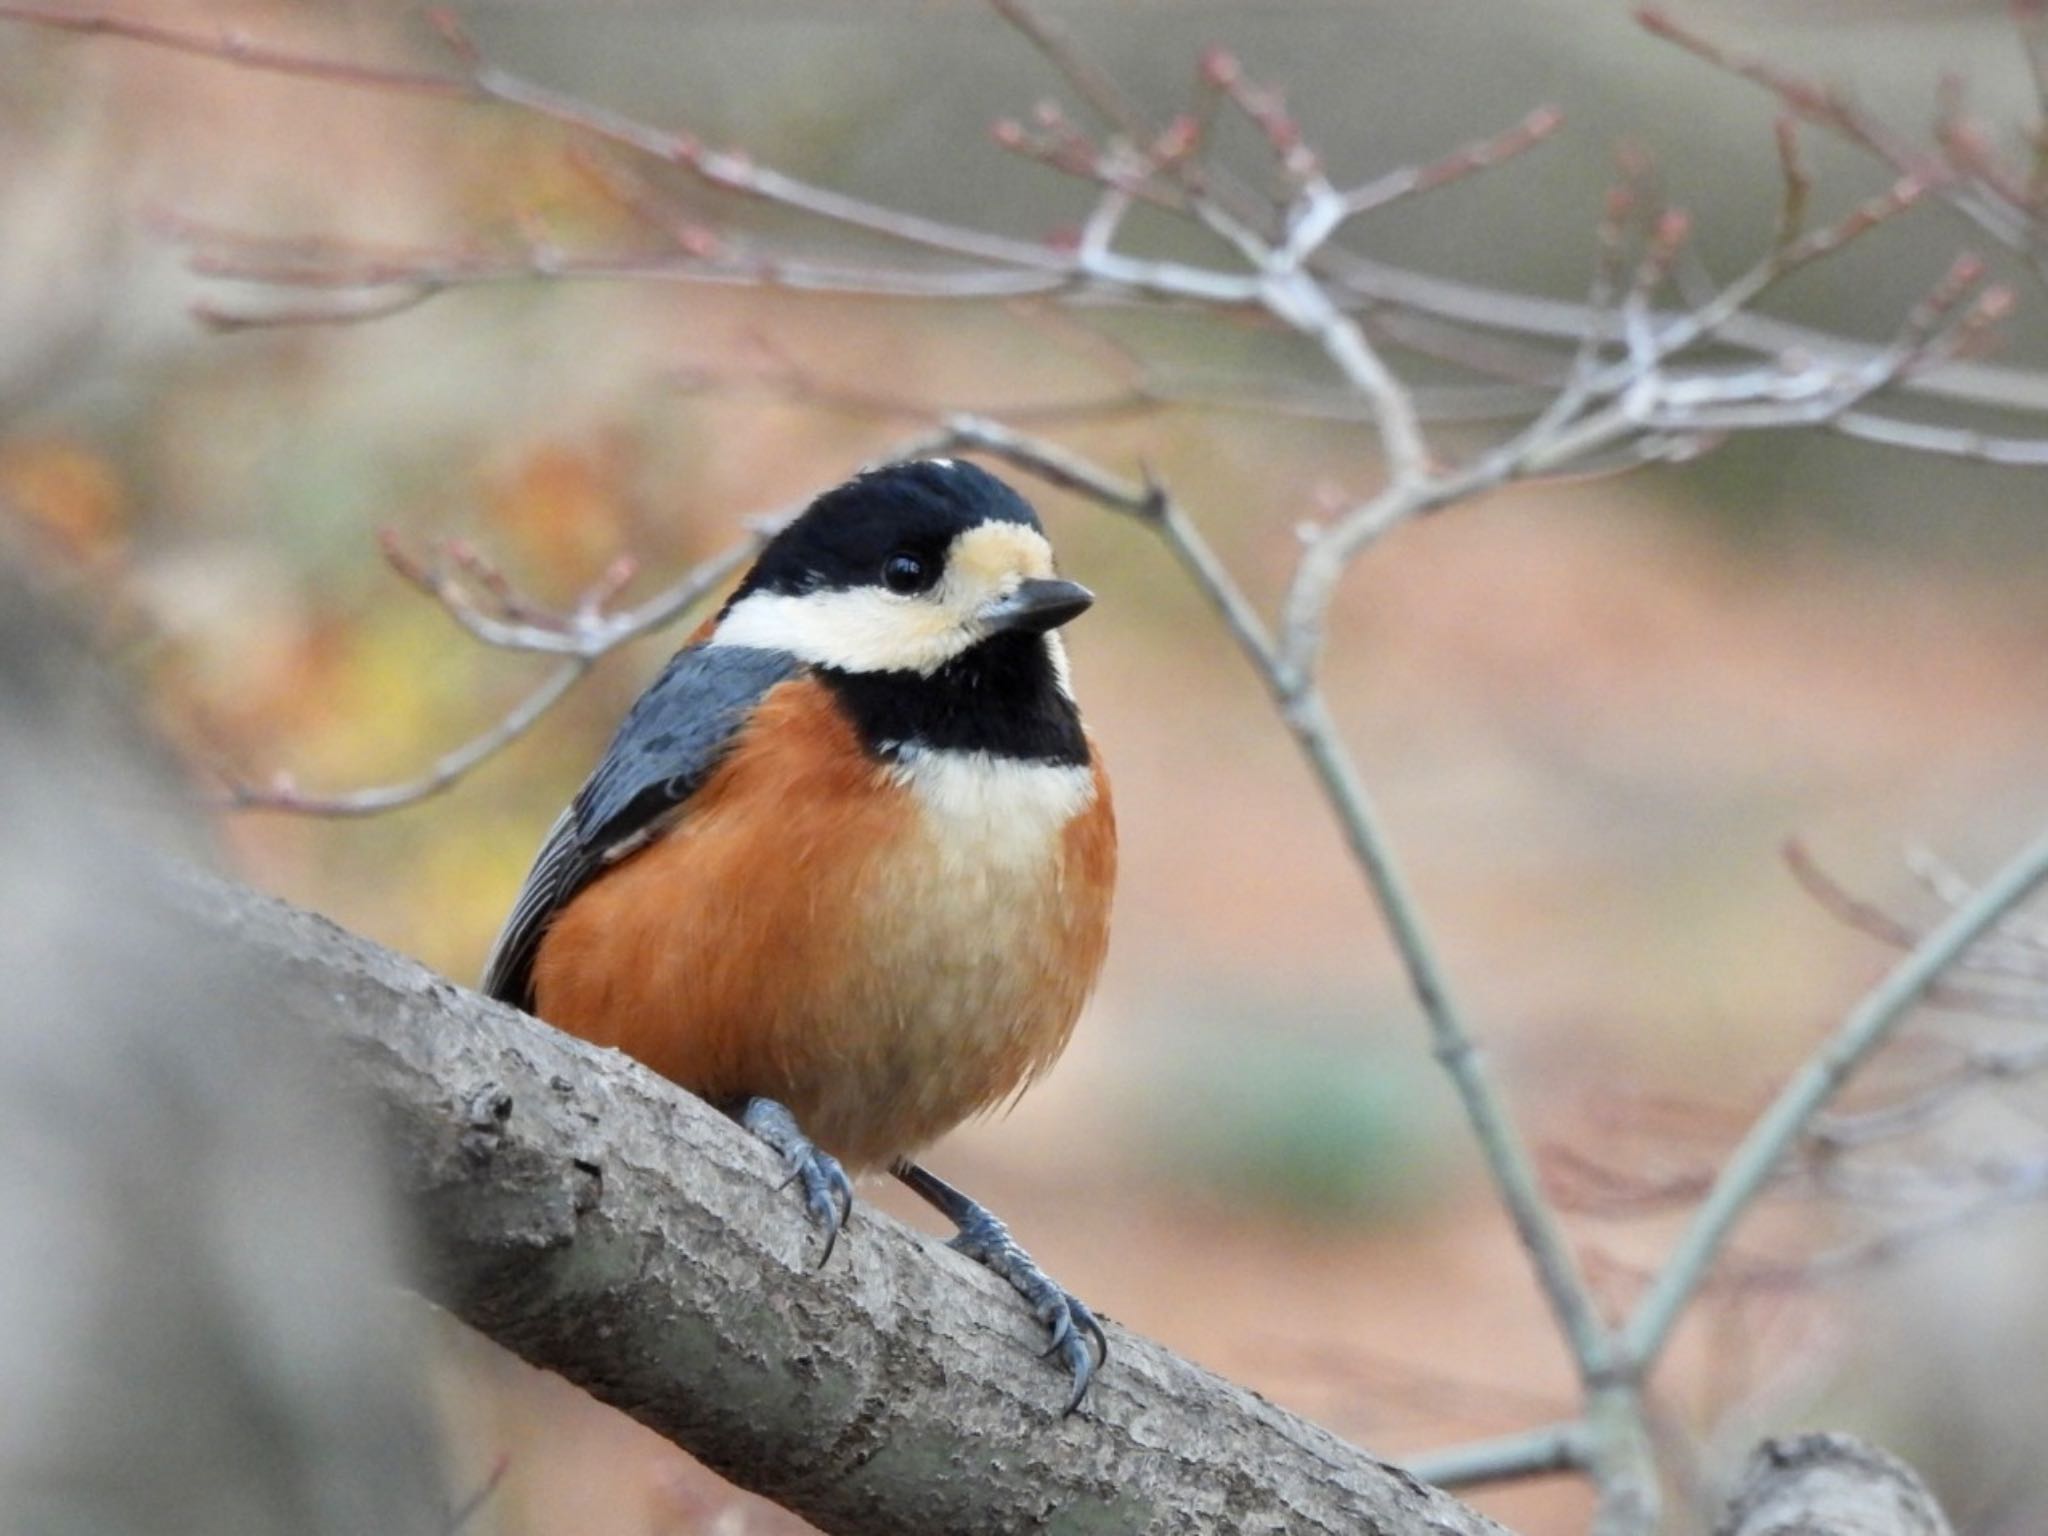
(882, 551, 932, 594)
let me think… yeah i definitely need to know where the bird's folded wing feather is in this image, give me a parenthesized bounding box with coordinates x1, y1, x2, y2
(480, 643, 801, 1010)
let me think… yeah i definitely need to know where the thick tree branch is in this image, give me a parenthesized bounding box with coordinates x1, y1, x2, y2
(167, 866, 1512, 1536)
(1715, 1433, 1954, 1536)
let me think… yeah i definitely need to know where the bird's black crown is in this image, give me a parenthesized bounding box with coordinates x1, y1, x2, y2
(727, 460, 1042, 605)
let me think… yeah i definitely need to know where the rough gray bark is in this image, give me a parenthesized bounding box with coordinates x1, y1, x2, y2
(1716, 1433, 1955, 1536)
(166, 867, 1512, 1536)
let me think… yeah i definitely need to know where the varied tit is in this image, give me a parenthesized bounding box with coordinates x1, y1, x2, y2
(482, 459, 1116, 1412)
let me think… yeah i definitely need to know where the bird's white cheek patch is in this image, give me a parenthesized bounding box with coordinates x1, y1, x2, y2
(710, 588, 970, 675)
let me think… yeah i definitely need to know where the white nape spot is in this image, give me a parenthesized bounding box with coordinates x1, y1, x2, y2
(887, 746, 1094, 867)
(925, 457, 959, 471)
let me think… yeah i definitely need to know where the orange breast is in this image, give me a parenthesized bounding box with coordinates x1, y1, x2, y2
(530, 676, 1115, 1170)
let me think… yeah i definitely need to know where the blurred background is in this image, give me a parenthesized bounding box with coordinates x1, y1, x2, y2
(5, 2, 2048, 1532)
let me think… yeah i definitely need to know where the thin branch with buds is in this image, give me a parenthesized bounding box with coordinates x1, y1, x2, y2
(18, 0, 2048, 472)
(221, 527, 766, 815)
(1639, 5, 2048, 287)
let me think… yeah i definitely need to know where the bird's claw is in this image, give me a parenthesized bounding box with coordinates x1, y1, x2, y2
(949, 1208, 1108, 1417)
(776, 1147, 854, 1263)
(739, 1097, 853, 1267)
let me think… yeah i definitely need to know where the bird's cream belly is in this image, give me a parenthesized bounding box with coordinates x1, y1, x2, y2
(791, 751, 1098, 1166)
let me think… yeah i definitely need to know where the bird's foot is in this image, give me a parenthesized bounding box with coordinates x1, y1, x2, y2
(737, 1097, 853, 1267)
(895, 1163, 1107, 1415)
(951, 1213, 1107, 1417)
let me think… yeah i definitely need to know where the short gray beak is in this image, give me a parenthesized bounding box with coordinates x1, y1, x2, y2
(980, 578, 1095, 635)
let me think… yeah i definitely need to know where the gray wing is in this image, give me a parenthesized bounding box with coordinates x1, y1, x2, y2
(480, 644, 801, 1011)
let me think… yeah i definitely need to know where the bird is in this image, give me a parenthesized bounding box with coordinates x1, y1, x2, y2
(480, 458, 1116, 1412)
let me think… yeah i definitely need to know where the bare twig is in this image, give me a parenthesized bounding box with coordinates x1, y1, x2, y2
(1806, 1037, 2048, 1150)
(1545, 1144, 1717, 1218)
(1640, 6, 2048, 285)
(1830, 410, 2048, 466)
(1315, 250, 2048, 417)
(221, 528, 764, 815)
(219, 657, 588, 817)
(1404, 1423, 1590, 1490)
(1622, 824, 2048, 1368)
(1786, 838, 2048, 1001)
(986, 0, 1152, 148)
(1334, 108, 1565, 223)
(1907, 841, 2048, 961)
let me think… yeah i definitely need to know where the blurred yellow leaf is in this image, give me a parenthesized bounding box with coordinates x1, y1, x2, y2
(0, 438, 127, 568)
